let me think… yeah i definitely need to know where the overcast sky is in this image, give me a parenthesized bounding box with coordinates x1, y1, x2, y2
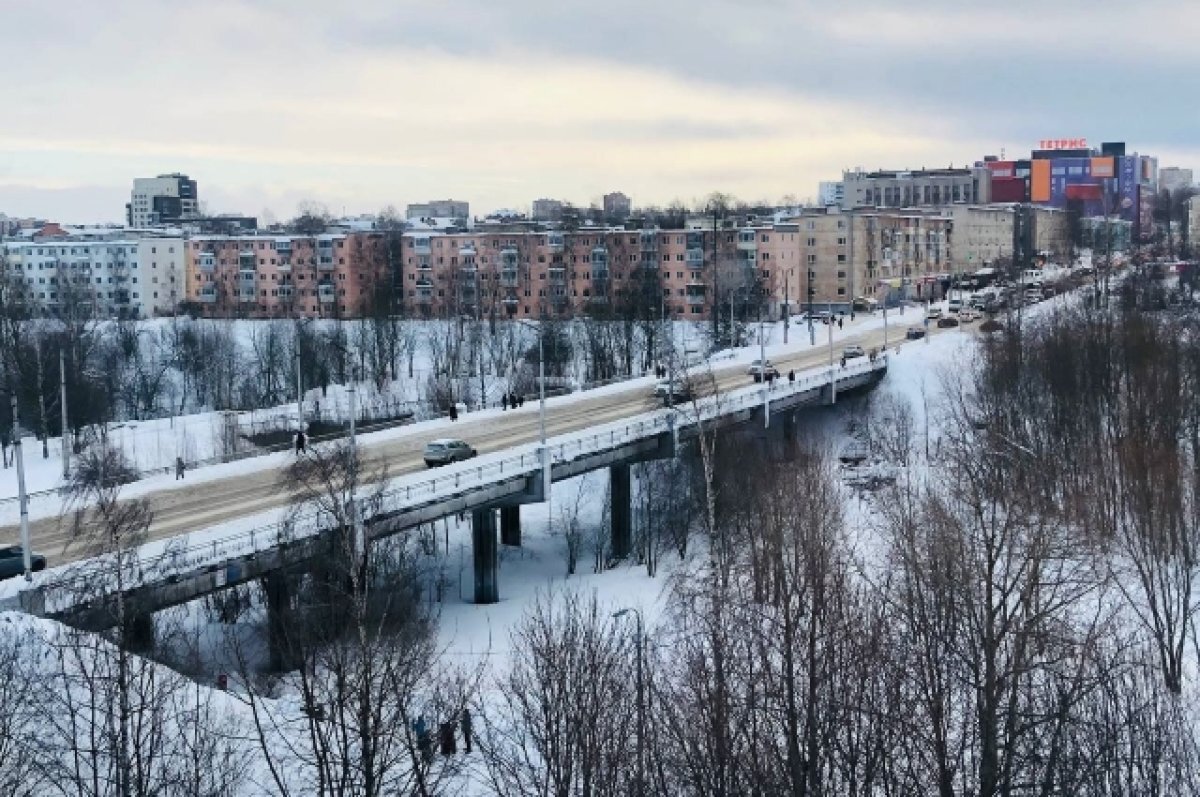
(2, 0, 1197, 223)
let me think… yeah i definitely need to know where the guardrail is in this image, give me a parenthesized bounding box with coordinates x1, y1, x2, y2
(18, 356, 887, 614)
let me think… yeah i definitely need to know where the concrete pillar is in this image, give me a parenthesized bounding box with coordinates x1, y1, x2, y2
(610, 463, 632, 560)
(264, 572, 295, 672)
(472, 508, 499, 604)
(783, 410, 797, 442)
(120, 610, 155, 652)
(500, 505, 522, 547)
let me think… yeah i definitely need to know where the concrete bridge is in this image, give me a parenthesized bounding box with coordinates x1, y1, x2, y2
(4, 354, 888, 651)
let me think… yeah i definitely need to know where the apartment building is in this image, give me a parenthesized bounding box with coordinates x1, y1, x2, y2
(127, 173, 198, 228)
(186, 232, 388, 318)
(603, 192, 632, 220)
(406, 200, 469, 221)
(2, 231, 184, 319)
(841, 167, 992, 210)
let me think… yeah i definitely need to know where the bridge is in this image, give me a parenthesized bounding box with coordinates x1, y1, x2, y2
(1, 331, 899, 652)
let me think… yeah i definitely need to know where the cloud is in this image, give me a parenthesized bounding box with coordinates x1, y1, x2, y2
(0, 0, 1195, 221)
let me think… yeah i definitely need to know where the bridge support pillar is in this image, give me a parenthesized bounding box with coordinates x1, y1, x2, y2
(472, 508, 499, 604)
(500, 505, 522, 547)
(783, 410, 798, 442)
(610, 463, 632, 560)
(120, 611, 155, 652)
(264, 573, 296, 672)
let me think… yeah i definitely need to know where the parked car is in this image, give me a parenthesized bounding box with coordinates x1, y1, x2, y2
(842, 344, 866, 359)
(906, 326, 926, 340)
(746, 359, 780, 378)
(0, 546, 46, 581)
(936, 316, 960, 328)
(423, 438, 478, 467)
(958, 309, 977, 323)
(947, 298, 964, 314)
(925, 307, 943, 321)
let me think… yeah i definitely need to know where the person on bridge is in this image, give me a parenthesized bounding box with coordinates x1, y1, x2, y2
(788, 369, 795, 383)
(295, 430, 306, 454)
(518, 395, 525, 408)
(175, 456, 186, 480)
(449, 404, 458, 422)
(501, 393, 508, 411)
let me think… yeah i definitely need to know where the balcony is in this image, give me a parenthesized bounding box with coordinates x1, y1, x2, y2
(317, 284, 336, 303)
(238, 270, 257, 285)
(198, 254, 216, 273)
(686, 248, 705, 268)
(278, 286, 294, 300)
(238, 288, 257, 303)
(590, 246, 609, 271)
(500, 269, 519, 288)
(416, 290, 434, 304)
(276, 259, 291, 274)
(546, 232, 564, 253)
(686, 232, 704, 249)
(687, 294, 706, 306)
(550, 289, 569, 305)
(197, 289, 218, 303)
(416, 257, 432, 273)
(548, 266, 567, 285)
(640, 230, 659, 250)
(239, 251, 256, 268)
(275, 240, 293, 255)
(737, 231, 757, 251)
(502, 294, 519, 306)
(459, 245, 477, 258)
(412, 237, 432, 256)
(317, 256, 336, 271)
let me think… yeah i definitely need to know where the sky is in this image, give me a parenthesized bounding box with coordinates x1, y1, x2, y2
(2, 0, 1197, 224)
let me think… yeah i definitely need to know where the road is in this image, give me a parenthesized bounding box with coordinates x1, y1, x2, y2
(1, 315, 951, 566)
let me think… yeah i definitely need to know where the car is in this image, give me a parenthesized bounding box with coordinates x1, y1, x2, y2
(654, 377, 694, 402)
(842, 344, 866, 359)
(423, 438, 478, 467)
(936, 316, 960, 328)
(958, 309, 977, 323)
(925, 307, 943, 321)
(0, 546, 47, 581)
(947, 298, 964, 313)
(746, 359, 780, 378)
(906, 326, 926, 340)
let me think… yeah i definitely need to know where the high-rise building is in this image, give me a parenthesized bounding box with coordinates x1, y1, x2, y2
(406, 200, 469, 220)
(531, 198, 564, 221)
(602, 192, 632, 220)
(126, 173, 198, 227)
(1159, 167, 1194, 194)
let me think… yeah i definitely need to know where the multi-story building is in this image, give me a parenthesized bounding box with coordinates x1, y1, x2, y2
(2, 230, 184, 319)
(126, 173, 198, 227)
(1159, 167, 1194, 194)
(946, 204, 1072, 268)
(840, 167, 992, 210)
(185, 232, 389, 319)
(531, 199, 565, 221)
(405, 200, 469, 221)
(818, 181, 844, 207)
(602, 192, 632, 221)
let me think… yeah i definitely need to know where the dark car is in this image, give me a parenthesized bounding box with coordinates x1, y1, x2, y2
(906, 326, 926, 340)
(0, 546, 46, 581)
(936, 316, 960, 328)
(423, 438, 478, 468)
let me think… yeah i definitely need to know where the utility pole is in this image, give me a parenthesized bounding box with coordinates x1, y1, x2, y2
(59, 348, 69, 479)
(783, 271, 789, 345)
(828, 312, 836, 404)
(759, 301, 768, 428)
(11, 396, 32, 581)
(295, 346, 303, 435)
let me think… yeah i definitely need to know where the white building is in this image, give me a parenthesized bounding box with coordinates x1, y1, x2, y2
(1159, 167, 1194, 194)
(127, 173, 199, 227)
(2, 233, 183, 319)
(406, 199, 469, 220)
(818, 181, 844, 207)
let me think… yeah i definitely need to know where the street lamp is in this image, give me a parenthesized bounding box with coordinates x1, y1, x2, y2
(514, 317, 550, 510)
(10, 396, 33, 581)
(612, 607, 645, 797)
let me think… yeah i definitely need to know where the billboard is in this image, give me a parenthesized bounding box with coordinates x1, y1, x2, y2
(1090, 157, 1115, 179)
(1030, 160, 1052, 202)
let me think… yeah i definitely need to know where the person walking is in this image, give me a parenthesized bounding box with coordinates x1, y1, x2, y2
(788, 369, 795, 383)
(414, 716, 433, 763)
(501, 393, 508, 411)
(175, 456, 186, 480)
(461, 708, 473, 754)
(295, 430, 306, 454)
(448, 404, 458, 422)
(439, 720, 457, 755)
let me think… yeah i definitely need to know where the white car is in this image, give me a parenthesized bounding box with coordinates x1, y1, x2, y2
(653, 377, 693, 402)
(842, 345, 866, 359)
(746, 359, 780, 378)
(423, 438, 478, 467)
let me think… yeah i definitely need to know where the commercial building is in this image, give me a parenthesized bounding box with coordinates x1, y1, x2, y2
(946, 204, 1072, 268)
(2, 229, 184, 319)
(840, 167, 992, 210)
(127, 173, 198, 227)
(185, 232, 389, 319)
(818, 181, 844, 207)
(602, 192, 632, 220)
(406, 200, 469, 221)
(982, 141, 1158, 238)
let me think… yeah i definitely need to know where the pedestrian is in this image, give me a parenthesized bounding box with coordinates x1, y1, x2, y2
(448, 404, 458, 422)
(461, 708, 473, 754)
(439, 720, 457, 755)
(175, 456, 186, 480)
(840, 355, 846, 368)
(501, 393, 508, 411)
(295, 430, 306, 454)
(518, 395, 525, 408)
(414, 716, 433, 763)
(788, 369, 795, 383)
(838, 317, 844, 329)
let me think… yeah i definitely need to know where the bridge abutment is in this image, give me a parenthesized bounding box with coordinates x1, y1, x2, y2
(500, 506, 522, 547)
(472, 508, 499, 604)
(610, 463, 632, 560)
(120, 611, 155, 652)
(264, 572, 297, 672)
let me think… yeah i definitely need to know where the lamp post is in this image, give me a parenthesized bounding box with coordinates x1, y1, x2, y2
(10, 396, 32, 581)
(515, 317, 550, 511)
(612, 607, 645, 797)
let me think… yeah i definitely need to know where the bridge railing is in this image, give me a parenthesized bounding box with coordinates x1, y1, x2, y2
(16, 356, 887, 614)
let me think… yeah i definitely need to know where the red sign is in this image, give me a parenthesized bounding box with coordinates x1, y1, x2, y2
(1039, 138, 1088, 150)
